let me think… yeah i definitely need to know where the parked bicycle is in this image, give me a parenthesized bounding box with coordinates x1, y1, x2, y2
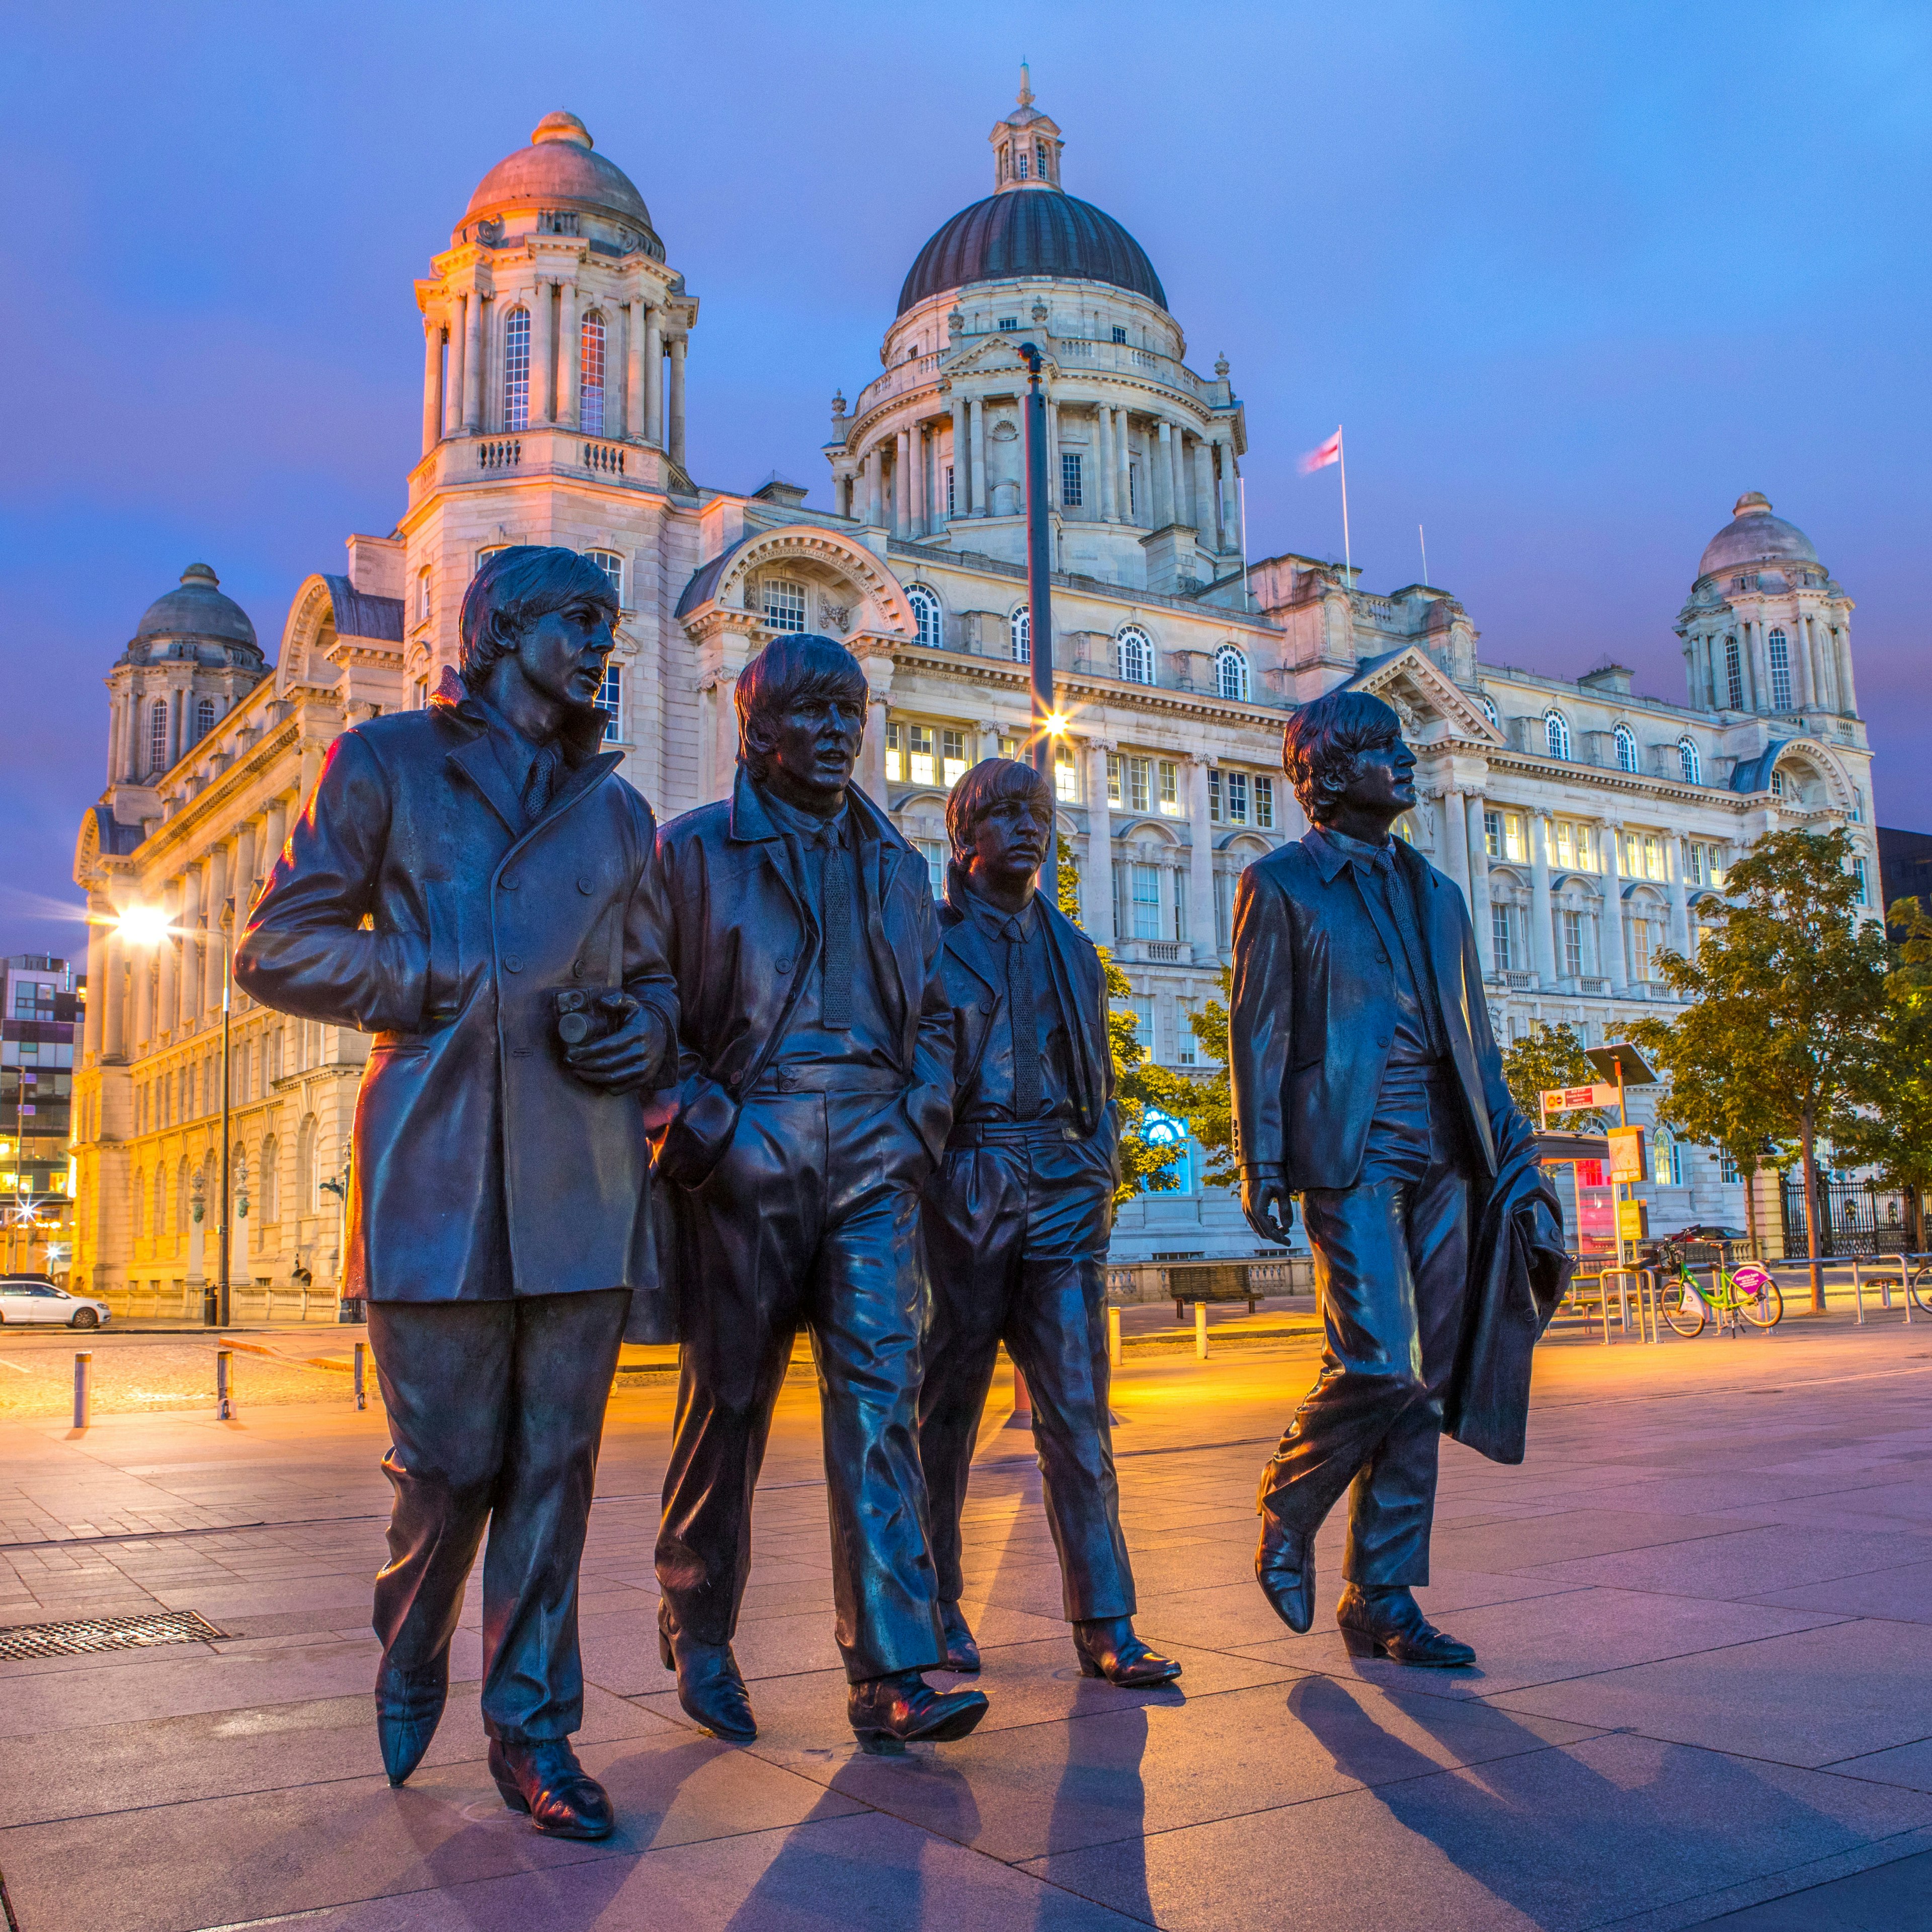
(1658, 1241, 1783, 1337)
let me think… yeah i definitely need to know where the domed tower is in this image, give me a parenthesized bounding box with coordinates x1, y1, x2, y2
(1676, 492, 1858, 723)
(827, 72, 1246, 594)
(103, 564, 268, 802)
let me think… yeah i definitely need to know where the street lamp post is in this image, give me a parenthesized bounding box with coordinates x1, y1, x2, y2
(213, 929, 233, 1330)
(1017, 342, 1056, 782)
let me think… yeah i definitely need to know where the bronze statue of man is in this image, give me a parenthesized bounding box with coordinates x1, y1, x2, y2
(236, 546, 678, 1837)
(1230, 690, 1561, 1666)
(647, 633, 986, 1752)
(918, 758, 1179, 1688)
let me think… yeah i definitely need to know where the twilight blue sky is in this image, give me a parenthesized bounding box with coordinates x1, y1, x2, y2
(4, 0, 1927, 958)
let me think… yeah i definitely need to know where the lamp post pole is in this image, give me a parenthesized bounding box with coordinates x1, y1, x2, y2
(205, 932, 232, 1329)
(1018, 342, 1055, 782)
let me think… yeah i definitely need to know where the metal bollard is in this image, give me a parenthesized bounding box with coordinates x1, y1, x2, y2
(1195, 1300, 1209, 1360)
(1107, 1306, 1122, 1371)
(1853, 1259, 1865, 1326)
(353, 1340, 368, 1412)
(216, 1347, 235, 1420)
(73, 1351, 91, 1429)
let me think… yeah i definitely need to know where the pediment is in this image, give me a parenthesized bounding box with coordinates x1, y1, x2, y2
(1346, 647, 1501, 746)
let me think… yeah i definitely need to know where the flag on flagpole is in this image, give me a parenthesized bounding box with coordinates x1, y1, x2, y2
(1300, 427, 1342, 474)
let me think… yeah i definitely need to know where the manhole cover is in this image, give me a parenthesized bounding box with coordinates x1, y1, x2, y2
(0, 1609, 230, 1660)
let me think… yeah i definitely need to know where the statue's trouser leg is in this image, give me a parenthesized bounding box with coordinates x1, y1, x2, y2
(657, 1092, 945, 1682)
(369, 1287, 628, 1741)
(1257, 1074, 1472, 1587)
(922, 1133, 1134, 1623)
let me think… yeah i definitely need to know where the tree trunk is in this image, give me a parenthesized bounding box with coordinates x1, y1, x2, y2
(1801, 1104, 1825, 1314)
(1742, 1156, 1759, 1247)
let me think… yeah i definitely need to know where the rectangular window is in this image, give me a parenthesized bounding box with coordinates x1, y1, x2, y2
(1576, 824, 1595, 870)
(1644, 835, 1663, 880)
(1687, 842, 1705, 886)
(999, 316, 1018, 331)
(1126, 756, 1151, 813)
(1173, 869, 1188, 943)
(1720, 1148, 1739, 1183)
(941, 729, 968, 788)
(916, 839, 946, 897)
(909, 725, 935, 786)
(1633, 921, 1653, 981)
(1253, 776, 1274, 830)
(1768, 633, 1793, 710)
(1852, 856, 1870, 906)
(1562, 909, 1583, 978)
(1106, 754, 1122, 807)
(1226, 771, 1250, 824)
(945, 465, 955, 519)
(1055, 741, 1078, 802)
(1555, 822, 1573, 869)
(1209, 769, 1224, 824)
(1111, 325, 1128, 345)
(1175, 999, 1197, 1064)
(1503, 813, 1525, 862)
(1128, 463, 1139, 515)
(412, 675, 429, 710)
(1491, 905, 1513, 970)
(1483, 810, 1502, 859)
(1131, 865, 1161, 941)
(1157, 761, 1181, 816)
(598, 663, 623, 745)
(1061, 451, 1083, 507)
(884, 721, 903, 783)
(1129, 995, 1154, 1048)
(763, 578, 808, 632)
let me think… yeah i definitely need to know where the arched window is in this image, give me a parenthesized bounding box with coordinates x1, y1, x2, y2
(579, 312, 606, 436)
(1010, 605, 1030, 665)
(502, 306, 530, 430)
(907, 584, 942, 651)
(1477, 692, 1499, 731)
(1766, 628, 1792, 710)
(1677, 737, 1701, 784)
(1614, 724, 1638, 773)
(1724, 636, 1743, 709)
(261, 1135, 278, 1225)
(1543, 709, 1571, 761)
(195, 697, 216, 743)
(1115, 625, 1155, 685)
(762, 578, 807, 632)
(585, 548, 624, 604)
(1214, 645, 1250, 702)
(149, 700, 169, 774)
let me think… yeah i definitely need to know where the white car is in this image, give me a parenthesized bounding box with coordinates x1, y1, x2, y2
(0, 1277, 111, 1328)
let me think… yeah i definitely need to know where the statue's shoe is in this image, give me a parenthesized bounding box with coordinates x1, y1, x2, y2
(1073, 1617, 1183, 1686)
(374, 1652, 448, 1787)
(1255, 1518, 1315, 1635)
(659, 1604, 757, 1742)
(488, 1736, 614, 1839)
(1335, 1584, 1477, 1667)
(939, 1601, 981, 1674)
(848, 1670, 989, 1752)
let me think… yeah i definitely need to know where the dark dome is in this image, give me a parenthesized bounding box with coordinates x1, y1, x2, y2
(898, 190, 1166, 315)
(134, 565, 258, 651)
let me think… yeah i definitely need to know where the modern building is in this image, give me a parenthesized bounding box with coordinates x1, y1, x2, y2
(2, 955, 82, 1279)
(67, 85, 1881, 1303)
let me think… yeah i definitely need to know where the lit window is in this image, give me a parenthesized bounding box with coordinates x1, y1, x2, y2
(1106, 754, 1122, 806)
(1215, 645, 1250, 702)
(1614, 724, 1638, 773)
(1503, 813, 1525, 862)
(1061, 452, 1083, 507)
(1767, 629, 1792, 710)
(1226, 771, 1250, 824)
(1678, 737, 1701, 784)
(1115, 625, 1155, 685)
(884, 721, 903, 783)
(579, 313, 606, 436)
(1126, 757, 1151, 813)
(598, 663, 623, 745)
(1556, 822, 1574, 868)
(1111, 325, 1128, 345)
(1131, 865, 1161, 940)
(1158, 761, 1180, 816)
(1653, 1132, 1677, 1187)
(763, 578, 808, 632)
(503, 307, 530, 430)
(909, 725, 935, 786)
(1644, 835, 1662, 880)
(1254, 776, 1274, 829)
(941, 729, 968, 787)
(1010, 606, 1030, 664)
(586, 548, 624, 605)
(1055, 742, 1078, 802)
(149, 700, 168, 774)
(1543, 709, 1571, 761)
(1725, 637, 1743, 709)
(917, 839, 946, 897)
(195, 697, 216, 742)
(908, 583, 942, 650)
(1483, 809, 1501, 858)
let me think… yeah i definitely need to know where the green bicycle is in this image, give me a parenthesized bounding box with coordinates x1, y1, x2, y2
(1659, 1243, 1783, 1337)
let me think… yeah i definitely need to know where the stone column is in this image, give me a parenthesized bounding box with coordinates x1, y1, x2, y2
(1440, 783, 1471, 901)
(531, 280, 554, 424)
(233, 822, 259, 926)
(442, 302, 463, 439)
(1215, 436, 1237, 549)
(262, 798, 288, 880)
(420, 316, 442, 455)
(203, 844, 229, 1014)
(461, 290, 484, 433)
(83, 907, 107, 1060)
(668, 336, 687, 466)
(1170, 424, 1190, 529)
(102, 927, 125, 1062)
(1834, 625, 1859, 715)
(178, 866, 201, 1027)
(1669, 838, 1692, 954)
(1192, 435, 1216, 547)
(1466, 795, 1494, 974)
(894, 429, 911, 532)
(976, 717, 1004, 763)
(861, 693, 891, 802)
(156, 879, 178, 1039)
(1601, 819, 1629, 991)
(865, 444, 884, 526)
(969, 397, 988, 514)
(1528, 812, 1556, 985)
(1186, 755, 1217, 963)
(1045, 397, 1060, 511)
(1115, 408, 1133, 523)
(643, 304, 663, 444)
(132, 936, 152, 1051)
(1097, 406, 1116, 521)
(948, 397, 968, 522)
(911, 424, 928, 535)
(558, 282, 581, 429)
(1084, 739, 1116, 945)
(1154, 420, 1174, 526)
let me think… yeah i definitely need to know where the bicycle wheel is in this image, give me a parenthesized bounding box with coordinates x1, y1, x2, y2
(1738, 1277, 1783, 1329)
(1910, 1267, 1932, 1317)
(1661, 1275, 1706, 1337)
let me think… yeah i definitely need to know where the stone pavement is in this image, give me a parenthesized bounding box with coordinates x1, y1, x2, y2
(6, 1317, 1932, 1929)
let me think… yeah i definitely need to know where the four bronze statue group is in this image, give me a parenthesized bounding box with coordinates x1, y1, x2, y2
(235, 546, 1571, 1841)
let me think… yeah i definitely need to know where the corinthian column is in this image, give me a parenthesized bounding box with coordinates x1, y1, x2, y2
(532, 280, 555, 424)
(1084, 739, 1116, 945)
(559, 280, 581, 429)
(1186, 755, 1216, 963)
(420, 316, 442, 455)
(668, 336, 687, 466)
(461, 291, 484, 433)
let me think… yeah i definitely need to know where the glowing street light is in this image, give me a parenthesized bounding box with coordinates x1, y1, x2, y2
(115, 905, 173, 948)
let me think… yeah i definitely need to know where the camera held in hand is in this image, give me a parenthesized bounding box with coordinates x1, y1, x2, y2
(554, 987, 639, 1050)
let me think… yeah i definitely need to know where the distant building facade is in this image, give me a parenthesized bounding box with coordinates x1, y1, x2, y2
(68, 89, 1881, 1300)
(3, 955, 81, 1278)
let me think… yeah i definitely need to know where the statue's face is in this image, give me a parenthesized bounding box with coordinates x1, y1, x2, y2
(508, 598, 615, 713)
(1331, 735, 1417, 823)
(757, 687, 864, 803)
(965, 790, 1052, 893)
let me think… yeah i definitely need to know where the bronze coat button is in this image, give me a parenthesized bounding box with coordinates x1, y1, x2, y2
(504, 954, 525, 974)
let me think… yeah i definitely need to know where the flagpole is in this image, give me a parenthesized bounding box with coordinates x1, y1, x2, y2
(1419, 522, 1429, 586)
(1338, 428, 1352, 581)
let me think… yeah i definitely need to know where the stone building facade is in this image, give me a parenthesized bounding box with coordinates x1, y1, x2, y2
(67, 88, 1879, 1301)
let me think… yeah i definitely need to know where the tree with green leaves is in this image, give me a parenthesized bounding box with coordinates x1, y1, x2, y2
(1631, 827, 1888, 1310)
(1500, 1019, 1610, 1132)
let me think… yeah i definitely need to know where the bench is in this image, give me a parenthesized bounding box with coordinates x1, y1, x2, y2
(1169, 1263, 1260, 1321)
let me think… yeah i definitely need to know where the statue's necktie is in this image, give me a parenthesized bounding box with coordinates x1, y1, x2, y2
(521, 744, 560, 822)
(821, 829, 853, 1030)
(1005, 916, 1041, 1118)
